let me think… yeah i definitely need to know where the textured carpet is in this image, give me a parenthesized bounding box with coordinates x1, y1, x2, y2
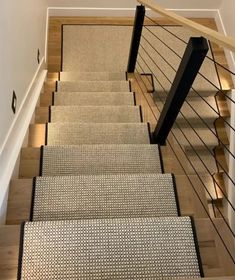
(60, 71, 126, 81)
(62, 25, 132, 72)
(53, 91, 135, 106)
(47, 123, 150, 145)
(32, 174, 178, 221)
(57, 81, 130, 92)
(50, 106, 141, 123)
(154, 92, 218, 172)
(19, 217, 201, 279)
(41, 144, 162, 176)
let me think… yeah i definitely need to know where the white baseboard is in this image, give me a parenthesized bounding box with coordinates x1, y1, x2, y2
(0, 59, 47, 223)
(45, 9, 49, 64)
(48, 7, 218, 19)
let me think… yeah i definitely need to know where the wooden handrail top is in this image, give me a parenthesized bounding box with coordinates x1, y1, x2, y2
(138, 0, 235, 53)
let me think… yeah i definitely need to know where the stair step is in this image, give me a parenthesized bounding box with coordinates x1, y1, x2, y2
(60, 71, 126, 81)
(53, 91, 135, 106)
(57, 81, 130, 92)
(50, 106, 142, 123)
(31, 174, 179, 221)
(40, 144, 163, 176)
(46, 123, 151, 145)
(18, 217, 202, 279)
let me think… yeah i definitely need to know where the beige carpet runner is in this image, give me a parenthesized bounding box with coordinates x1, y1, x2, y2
(18, 23, 205, 279)
(40, 144, 163, 176)
(46, 123, 151, 145)
(19, 217, 202, 279)
(31, 174, 179, 221)
(60, 71, 127, 81)
(53, 91, 136, 106)
(57, 81, 130, 92)
(50, 105, 142, 123)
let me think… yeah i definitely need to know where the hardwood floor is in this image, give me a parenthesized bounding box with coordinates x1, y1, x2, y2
(1, 16, 234, 280)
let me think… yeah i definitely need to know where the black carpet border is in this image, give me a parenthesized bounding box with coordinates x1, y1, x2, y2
(139, 106, 143, 122)
(39, 146, 44, 176)
(29, 177, 37, 222)
(190, 216, 204, 277)
(17, 222, 25, 280)
(157, 145, 165, 173)
(45, 123, 48, 145)
(133, 92, 137, 106)
(171, 174, 181, 216)
(52, 91, 55, 106)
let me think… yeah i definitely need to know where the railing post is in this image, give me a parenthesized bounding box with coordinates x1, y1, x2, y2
(153, 37, 209, 145)
(127, 5, 145, 73)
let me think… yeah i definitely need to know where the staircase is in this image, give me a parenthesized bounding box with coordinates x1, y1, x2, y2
(1, 15, 235, 279)
(12, 70, 204, 279)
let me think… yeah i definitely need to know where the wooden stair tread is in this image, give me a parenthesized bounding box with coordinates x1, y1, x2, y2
(6, 174, 209, 224)
(1, 218, 235, 279)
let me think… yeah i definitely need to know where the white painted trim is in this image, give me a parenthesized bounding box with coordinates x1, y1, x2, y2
(0, 59, 47, 223)
(214, 9, 235, 77)
(45, 8, 49, 64)
(48, 7, 218, 18)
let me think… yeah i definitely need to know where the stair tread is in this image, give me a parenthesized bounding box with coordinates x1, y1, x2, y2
(60, 71, 126, 81)
(41, 144, 162, 176)
(57, 81, 130, 92)
(50, 105, 141, 123)
(19, 216, 201, 279)
(32, 174, 178, 221)
(54, 91, 135, 106)
(47, 122, 150, 145)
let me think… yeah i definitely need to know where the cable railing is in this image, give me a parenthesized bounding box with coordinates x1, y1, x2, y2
(127, 2, 235, 268)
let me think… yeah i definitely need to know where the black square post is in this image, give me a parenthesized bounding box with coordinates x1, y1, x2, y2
(127, 5, 145, 73)
(153, 37, 209, 145)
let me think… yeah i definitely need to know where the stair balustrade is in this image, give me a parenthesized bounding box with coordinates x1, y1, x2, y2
(128, 1, 235, 267)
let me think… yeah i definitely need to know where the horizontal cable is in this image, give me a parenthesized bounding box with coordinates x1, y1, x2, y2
(145, 14, 235, 76)
(190, 87, 235, 133)
(141, 34, 177, 72)
(136, 62, 235, 214)
(138, 41, 235, 133)
(138, 49, 235, 159)
(137, 56, 235, 187)
(206, 54, 235, 76)
(144, 22, 235, 104)
(139, 45, 172, 84)
(145, 15, 188, 44)
(144, 26, 182, 59)
(134, 69, 235, 264)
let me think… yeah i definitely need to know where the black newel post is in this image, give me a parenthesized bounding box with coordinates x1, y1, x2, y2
(153, 37, 209, 145)
(127, 5, 145, 73)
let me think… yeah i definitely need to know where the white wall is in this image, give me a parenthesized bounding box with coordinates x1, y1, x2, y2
(0, 0, 48, 151)
(220, 0, 235, 38)
(219, 0, 235, 72)
(48, 0, 222, 9)
(0, 0, 48, 222)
